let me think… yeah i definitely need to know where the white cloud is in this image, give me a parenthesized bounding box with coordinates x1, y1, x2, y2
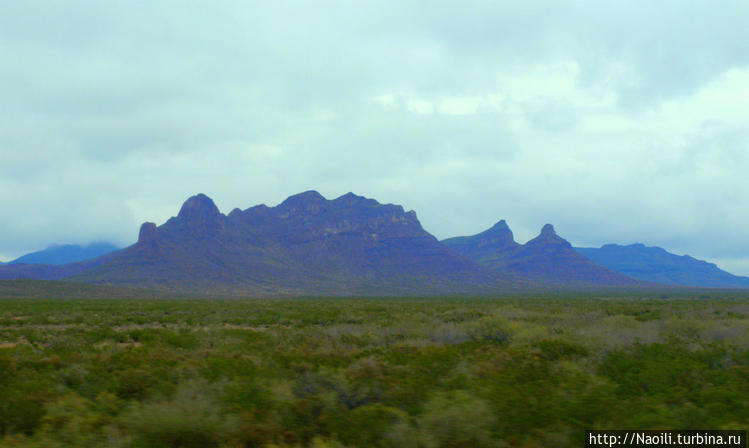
(438, 97, 480, 115)
(406, 99, 434, 114)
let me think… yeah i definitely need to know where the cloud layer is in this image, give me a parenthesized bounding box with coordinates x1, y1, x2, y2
(2, 1, 749, 274)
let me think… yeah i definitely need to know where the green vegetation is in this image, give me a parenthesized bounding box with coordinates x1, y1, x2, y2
(1, 296, 748, 447)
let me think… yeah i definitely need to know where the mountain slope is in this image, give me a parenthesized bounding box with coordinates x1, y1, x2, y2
(575, 244, 749, 288)
(69, 192, 522, 295)
(443, 222, 641, 287)
(9, 242, 120, 265)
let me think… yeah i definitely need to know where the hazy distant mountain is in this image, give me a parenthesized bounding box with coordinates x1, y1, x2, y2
(0, 263, 89, 281)
(575, 244, 749, 288)
(0, 243, 120, 281)
(8, 242, 120, 265)
(443, 222, 641, 287)
(64, 192, 521, 296)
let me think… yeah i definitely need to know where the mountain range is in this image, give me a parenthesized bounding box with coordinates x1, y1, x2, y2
(1, 191, 746, 295)
(80, 191, 530, 295)
(441, 220, 640, 287)
(1, 192, 530, 295)
(575, 244, 749, 288)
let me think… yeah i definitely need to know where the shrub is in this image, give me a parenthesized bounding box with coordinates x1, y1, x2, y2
(119, 381, 238, 448)
(36, 393, 105, 447)
(466, 317, 511, 345)
(332, 403, 409, 446)
(534, 339, 589, 361)
(415, 391, 500, 448)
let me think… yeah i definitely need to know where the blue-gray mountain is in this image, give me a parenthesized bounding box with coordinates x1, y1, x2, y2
(1, 192, 525, 295)
(8, 242, 120, 265)
(442, 221, 641, 287)
(575, 244, 749, 288)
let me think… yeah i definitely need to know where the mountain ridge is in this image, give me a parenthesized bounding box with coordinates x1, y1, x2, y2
(443, 222, 642, 287)
(65, 191, 524, 296)
(575, 243, 749, 288)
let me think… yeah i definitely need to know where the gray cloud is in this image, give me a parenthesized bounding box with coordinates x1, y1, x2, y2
(2, 1, 749, 274)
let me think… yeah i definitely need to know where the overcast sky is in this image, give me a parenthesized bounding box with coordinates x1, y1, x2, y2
(2, 1, 749, 274)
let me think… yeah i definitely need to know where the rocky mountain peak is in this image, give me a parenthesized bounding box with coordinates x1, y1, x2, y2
(280, 190, 326, 206)
(486, 220, 513, 238)
(332, 192, 378, 208)
(178, 194, 221, 221)
(489, 219, 510, 231)
(477, 219, 517, 248)
(526, 223, 570, 247)
(278, 190, 328, 215)
(138, 222, 158, 244)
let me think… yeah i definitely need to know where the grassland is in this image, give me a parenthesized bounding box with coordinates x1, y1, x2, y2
(1, 295, 748, 447)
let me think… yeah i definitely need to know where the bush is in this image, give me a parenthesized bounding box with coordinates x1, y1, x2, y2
(119, 382, 238, 448)
(412, 391, 500, 448)
(332, 403, 409, 446)
(466, 317, 512, 345)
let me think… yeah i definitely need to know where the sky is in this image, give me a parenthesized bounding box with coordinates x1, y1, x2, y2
(2, 1, 749, 274)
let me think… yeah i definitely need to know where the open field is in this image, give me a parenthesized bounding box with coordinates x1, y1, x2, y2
(1, 296, 748, 447)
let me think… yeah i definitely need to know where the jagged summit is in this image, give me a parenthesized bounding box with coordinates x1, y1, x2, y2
(478, 220, 517, 248)
(441, 220, 519, 247)
(178, 193, 221, 220)
(333, 192, 379, 208)
(169, 193, 225, 239)
(277, 190, 329, 216)
(336, 192, 364, 201)
(440, 220, 521, 274)
(488, 219, 510, 233)
(527, 223, 570, 247)
(280, 190, 326, 206)
(138, 222, 158, 243)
